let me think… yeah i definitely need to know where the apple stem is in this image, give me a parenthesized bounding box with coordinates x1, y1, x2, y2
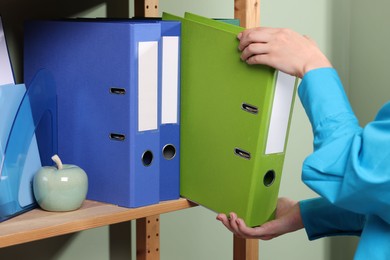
(51, 154, 63, 170)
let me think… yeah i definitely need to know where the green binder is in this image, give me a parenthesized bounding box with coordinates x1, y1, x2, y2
(163, 12, 297, 227)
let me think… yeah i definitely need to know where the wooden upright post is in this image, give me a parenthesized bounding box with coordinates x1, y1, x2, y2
(134, 2, 159, 259)
(134, 0, 159, 17)
(233, 235, 259, 260)
(136, 215, 161, 260)
(233, 2, 261, 258)
(234, 0, 260, 28)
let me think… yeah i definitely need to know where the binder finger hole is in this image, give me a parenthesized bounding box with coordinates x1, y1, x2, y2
(109, 133, 126, 141)
(109, 87, 126, 95)
(241, 103, 258, 114)
(234, 148, 251, 160)
(162, 144, 176, 160)
(142, 150, 154, 167)
(263, 170, 275, 187)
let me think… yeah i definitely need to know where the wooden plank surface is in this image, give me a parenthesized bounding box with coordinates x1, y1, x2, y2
(0, 199, 196, 248)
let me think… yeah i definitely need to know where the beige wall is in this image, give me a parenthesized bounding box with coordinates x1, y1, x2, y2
(1, 0, 376, 259)
(348, 0, 390, 124)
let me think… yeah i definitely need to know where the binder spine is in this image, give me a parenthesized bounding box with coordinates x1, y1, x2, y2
(159, 21, 181, 201)
(129, 24, 161, 207)
(248, 70, 297, 226)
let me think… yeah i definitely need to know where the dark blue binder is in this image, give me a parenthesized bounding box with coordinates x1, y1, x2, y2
(159, 21, 181, 201)
(24, 20, 161, 208)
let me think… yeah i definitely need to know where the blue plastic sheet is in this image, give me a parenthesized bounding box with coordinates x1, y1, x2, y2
(0, 69, 57, 221)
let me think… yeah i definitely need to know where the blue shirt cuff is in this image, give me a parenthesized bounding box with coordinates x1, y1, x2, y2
(300, 197, 365, 240)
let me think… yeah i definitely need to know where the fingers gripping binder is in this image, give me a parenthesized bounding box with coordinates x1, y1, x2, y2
(0, 69, 57, 222)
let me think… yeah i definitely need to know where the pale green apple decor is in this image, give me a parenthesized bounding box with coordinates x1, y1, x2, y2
(33, 154, 88, 212)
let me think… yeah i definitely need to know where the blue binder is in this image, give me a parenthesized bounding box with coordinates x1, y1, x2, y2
(0, 69, 57, 221)
(24, 20, 161, 208)
(159, 21, 181, 201)
(80, 18, 182, 201)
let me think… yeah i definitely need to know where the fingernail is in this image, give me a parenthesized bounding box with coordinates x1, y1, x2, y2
(237, 32, 242, 39)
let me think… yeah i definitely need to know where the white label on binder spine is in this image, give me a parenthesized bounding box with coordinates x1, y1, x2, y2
(265, 71, 295, 154)
(138, 41, 158, 132)
(162, 36, 179, 124)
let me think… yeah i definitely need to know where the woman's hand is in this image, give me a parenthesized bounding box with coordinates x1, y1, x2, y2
(237, 27, 332, 78)
(216, 197, 304, 240)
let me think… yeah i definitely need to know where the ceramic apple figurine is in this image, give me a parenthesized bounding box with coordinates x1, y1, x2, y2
(33, 154, 88, 212)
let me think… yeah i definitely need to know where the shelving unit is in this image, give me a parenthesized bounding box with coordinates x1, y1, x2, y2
(0, 0, 261, 259)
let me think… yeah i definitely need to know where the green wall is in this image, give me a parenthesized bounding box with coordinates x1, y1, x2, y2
(1, 0, 378, 259)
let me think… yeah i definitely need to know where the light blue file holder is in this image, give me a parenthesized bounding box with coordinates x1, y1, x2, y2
(0, 69, 57, 222)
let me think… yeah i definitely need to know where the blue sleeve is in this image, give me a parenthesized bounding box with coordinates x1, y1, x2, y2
(354, 215, 390, 259)
(298, 68, 390, 224)
(300, 197, 365, 240)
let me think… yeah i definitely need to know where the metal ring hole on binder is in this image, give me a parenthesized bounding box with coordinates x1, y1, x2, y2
(241, 103, 258, 114)
(142, 150, 154, 167)
(263, 170, 276, 187)
(109, 133, 126, 141)
(234, 148, 251, 160)
(162, 144, 176, 160)
(109, 87, 126, 95)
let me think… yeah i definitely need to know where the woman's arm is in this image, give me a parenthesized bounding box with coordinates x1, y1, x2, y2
(239, 26, 390, 224)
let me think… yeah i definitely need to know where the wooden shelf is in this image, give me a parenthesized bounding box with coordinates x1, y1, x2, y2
(0, 199, 196, 248)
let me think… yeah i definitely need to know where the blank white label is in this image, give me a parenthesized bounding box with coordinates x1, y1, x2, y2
(162, 36, 179, 124)
(265, 71, 295, 154)
(138, 41, 158, 132)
